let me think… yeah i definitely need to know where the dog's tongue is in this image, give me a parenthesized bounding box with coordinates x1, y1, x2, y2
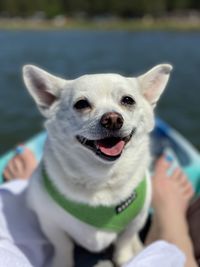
(97, 139, 125, 156)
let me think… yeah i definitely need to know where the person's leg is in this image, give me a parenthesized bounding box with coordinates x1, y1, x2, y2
(3, 146, 37, 181)
(145, 156, 197, 267)
(188, 196, 200, 265)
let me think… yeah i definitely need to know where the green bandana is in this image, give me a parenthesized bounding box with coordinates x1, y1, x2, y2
(43, 167, 147, 233)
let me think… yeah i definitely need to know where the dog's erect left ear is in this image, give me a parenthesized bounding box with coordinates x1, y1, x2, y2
(23, 65, 67, 117)
(138, 64, 173, 108)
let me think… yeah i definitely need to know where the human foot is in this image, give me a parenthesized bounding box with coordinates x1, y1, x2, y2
(146, 156, 197, 267)
(3, 145, 37, 181)
(152, 156, 194, 216)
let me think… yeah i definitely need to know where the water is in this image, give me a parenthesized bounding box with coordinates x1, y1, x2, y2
(0, 30, 200, 154)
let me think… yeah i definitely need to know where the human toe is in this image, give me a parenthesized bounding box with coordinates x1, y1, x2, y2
(154, 156, 171, 176)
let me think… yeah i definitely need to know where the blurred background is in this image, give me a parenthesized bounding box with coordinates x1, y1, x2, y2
(0, 0, 200, 154)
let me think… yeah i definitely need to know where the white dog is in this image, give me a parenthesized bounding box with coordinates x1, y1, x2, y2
(23, 64, 172, 267)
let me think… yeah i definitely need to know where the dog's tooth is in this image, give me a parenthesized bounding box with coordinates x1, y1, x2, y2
(82, 138, 87, 145)
(80, 136, 85, 143)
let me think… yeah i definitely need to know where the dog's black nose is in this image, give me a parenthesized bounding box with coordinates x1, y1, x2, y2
(100, 112, 124, 130)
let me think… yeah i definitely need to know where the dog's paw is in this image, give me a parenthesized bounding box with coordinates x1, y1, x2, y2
(131, 238, 143, 256)
(114, 237, 143, 266)
(93, 260, 114, 267)
(114, 246, 133, 267)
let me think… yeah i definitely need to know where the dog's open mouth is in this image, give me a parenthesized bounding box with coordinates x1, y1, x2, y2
(76, 129, 135, 161)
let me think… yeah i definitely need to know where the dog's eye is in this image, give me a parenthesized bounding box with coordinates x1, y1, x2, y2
(121, 96, 135, 106)
(74, 99, 91, 110)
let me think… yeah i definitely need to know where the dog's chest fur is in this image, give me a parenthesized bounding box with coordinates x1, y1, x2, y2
(27, 140, 150, 252)
(28, 168, 119, 252)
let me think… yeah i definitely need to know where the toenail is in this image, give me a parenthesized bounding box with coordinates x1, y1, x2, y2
(15, 144, 25, 155)
(165, 154, 173, 162)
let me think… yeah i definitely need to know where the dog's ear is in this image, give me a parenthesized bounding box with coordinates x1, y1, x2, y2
(23, 65, 67, 117)
(138, 64, 173, 108)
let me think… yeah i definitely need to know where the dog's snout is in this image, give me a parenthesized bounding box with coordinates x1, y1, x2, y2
(100, 112, 124, 130)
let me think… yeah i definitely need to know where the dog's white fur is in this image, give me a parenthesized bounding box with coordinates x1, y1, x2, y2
(23, 64, 172, 267)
